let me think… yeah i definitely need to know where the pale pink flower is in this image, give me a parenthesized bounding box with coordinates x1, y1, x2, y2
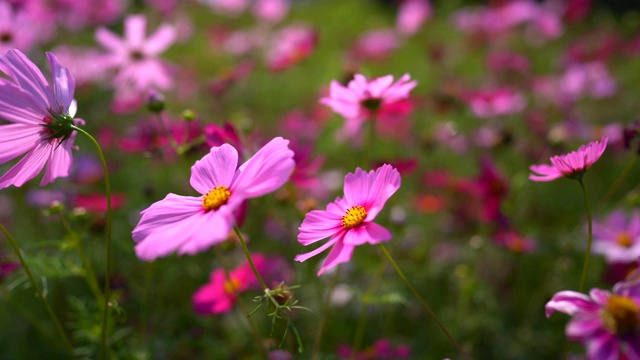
(320, 73, 417, 138)
(295, 165, 401, 275)
(592, 210, 640, 264)
(132, 137, 295, 260)
(0, 2, 43, 53)
(529, 138, 608, 182)
(95, 15, 176, 98)
(351, 29, 400, 62)
(0, 49, 80, 189)
(253, 0, 289, 23)
(396, 0, 431, 36)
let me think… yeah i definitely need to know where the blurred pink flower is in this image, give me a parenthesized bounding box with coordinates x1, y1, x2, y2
(204, 122, 244, 159)
(592, 210, 640, 264)
(193, 253, 292, 314)
(132, 137, 295, 260)
(74, 193, 126, 214)
(351, 29, 400, 62)
(266, 24, 317, 72)
(0, 2, 43, 53)
(253, 0, 289, 23)
(546, 286, 640, 359)
(49, 46, 110, 86)
(295, 165, 401, 275)
(95, 15, 177, 104)
(486, 52, 530, 73)
(320, 73, 417, 138)
(463, 88, 526, 118)
(396, 0, 431, 36)
(529, 138, 608, 182)
(0, 49, 80, 189)
(494, 229, 537, 253)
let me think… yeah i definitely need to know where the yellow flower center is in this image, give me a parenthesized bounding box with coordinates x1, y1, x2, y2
(202, 186, 231, 211)
(602, 295, 639, 335)
(616, 232, 633, 248)
(224, 278, 241, 294)
(341, 205, 367, 229)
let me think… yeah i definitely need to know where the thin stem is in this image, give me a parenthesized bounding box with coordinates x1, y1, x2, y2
(577, 179, 593, 293)
(311, 265, 341, 360)
(155, 112, 180, 151)
(378, 244, 472, 360)
(71, 126, 112, 359)
(351, 261, 387, 359)
(0, 223, 76, 358)
(597, 155, 638, 210)
(363, 116, 376, 166)
(233, 225, 267, 291)
(212, 246, 268, 357)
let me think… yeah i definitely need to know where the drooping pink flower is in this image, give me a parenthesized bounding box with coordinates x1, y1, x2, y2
(132, 137, 295, 260)
(529, 138, 608, 182)
(320, 73, 417, 139)
(0, 49, 80, 189)
(592, 210, 640, 264)
(192, 253, 293, 315)
(295, 165, 401, 275)
(95, 15, 176, 108)
(546, 286, 640, 359)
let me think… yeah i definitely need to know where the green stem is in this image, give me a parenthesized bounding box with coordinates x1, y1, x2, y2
(233, 225, 267, 291)
(351, 261, 387, 359)
(72, 126, 112, 359)
(155, 112, 180, 151)
(577, 179, 593, 293)
(597, 155, 638, 210)
(311, 265, 341, 360)
(378, 244, 472, 360)
(212, 246, 267, 357)
(0, 223, 76, 358)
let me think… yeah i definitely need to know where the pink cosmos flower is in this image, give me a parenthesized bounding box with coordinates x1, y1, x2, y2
(546, 286, 640, 359)
(192, 253, 292, 314)
(592, 210, 640, 264)
(0, 49, 80, 189)
(351, 29, 400, 62)
(320, 73, 417, 138)
(95, 15, 176, 107)
(529, 138, 608, 182)
(132, 137, 295, 260)
(0, 2, 43, 54)
(295, 164, 401, 275)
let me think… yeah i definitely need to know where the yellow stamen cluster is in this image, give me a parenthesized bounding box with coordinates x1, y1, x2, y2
(224, 278, 242, 294)
(602, 295, 639, 335)
(341, 205, 367, 229)
(202, 186, 231, 211)
(616, 232, 633, 248)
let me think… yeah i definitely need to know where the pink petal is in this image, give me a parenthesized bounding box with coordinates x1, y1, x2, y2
(0, 124, 40, 163)
(125, 15, 147, 48)
(363, 164, 401, 219)
(545, 290, 599, 317)
(41, 139, 74, 186)
(298, 209, 342, 245)
(0, 79, 48, 124)
(232, 137, 295, 198)
(529, 163, 563, 182)
(143, 24, 176, 56)
(318, 239, 355, 275)
(0, 140, 50, 189)
(361, 222, 393, 245)
(95, 27, 125, 53)
(190, 144, 239, 195)
(1, 49, 54, 109)
(294, 236, 339, 263)
(586, 334, 619, 360)
(367, 75, 394, 98)
(46, 52, 75, 113)
(565, 316, 604, 340)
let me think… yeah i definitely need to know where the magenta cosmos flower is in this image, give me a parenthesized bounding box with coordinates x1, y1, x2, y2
(529, 138, 608, 182)
(546, 286, 640, 359)
(0, 49, 79, 189)
(295, 164, 401, 275)
(592, 210, 640, 264)
(132, 137, 295, 260)
(320, 74, 417, 138)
